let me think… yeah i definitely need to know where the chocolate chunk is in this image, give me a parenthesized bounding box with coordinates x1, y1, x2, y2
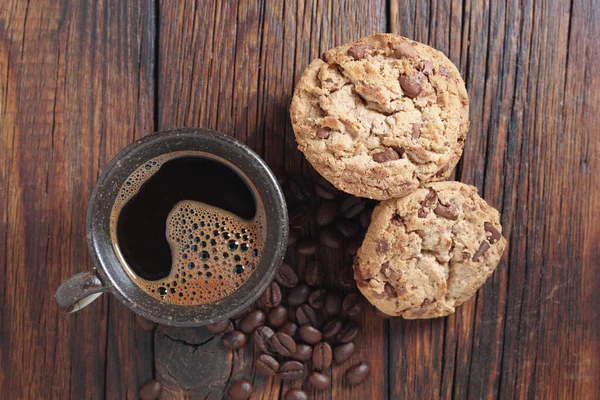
(399, 72, 426, 98)
(228, 380, 253, 400)
(139, 379, 162, 400)
(472, 241, 491, 262)
(375, 239, 389, 253)
(391, 213, 404, 226)
(254, 325, 276, 355)
(270, 332, 297, 357)
(260, 281, 282, 308)
(312, 342, 333, 370)
(391, 41, 418, 59)
(317, 126, 331, 139)
(279, 361, 305, 381)
(435, 162, 450, 177)
(333, 342, 356, 364)
(239, 309, 266, 333)
(411, 123, 422, 139)
(384, 283, 397, 297)
(292, 343, 313, 362)
(372, 147, 401, 163)
(296, 304, 319, 327)
(222, 330, 246, 350)
(347, 43, 371, 60)
(308, 372, 331, 391)
(298, 325, 323, 345)
(439, 66, 450, 76)
(484, 222, 502, 244)
(316, 201, 338, 226)
(345, 362, 370, 385)
(418, 60, 433, 75)
(256, 354, 280, 377)
(275, 263, 299, 288)
(206, 319, 231, 334)
(418, 188, 438, 217)
(285, 388, 309, 400)
(434, 202, 458, 220)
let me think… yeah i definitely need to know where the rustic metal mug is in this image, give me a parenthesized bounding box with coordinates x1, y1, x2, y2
(55, 128, 288, 326)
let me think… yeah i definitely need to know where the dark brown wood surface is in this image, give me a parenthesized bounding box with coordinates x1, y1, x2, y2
(1, 1, 598, 399)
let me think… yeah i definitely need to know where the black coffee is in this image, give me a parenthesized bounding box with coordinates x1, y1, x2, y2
(110, 152, 266, 305)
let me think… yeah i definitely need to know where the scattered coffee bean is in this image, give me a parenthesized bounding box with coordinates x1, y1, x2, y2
(337, 321, 359, 343)
(308, 371, 332, 391)
(312, 342, 333, 370)
(333, 342, 356, 364)
(335, 219, 360, 238)
(346, 237, 362, 255)
(222, 330, 246, 350)
(268, 305, 288, 327)
(270, 332, 297, 357)
(288, 283, 311, 306)
(308, 288, 327, 309)
(278, 321, 298, 338)
(139, 379, 162, 400)
(135, 315, 157, 332)
(256, 354, 280, 377)
(254, 325, 275, 355)
(260, 281, 282, 308)
(285, 388, 309, 400)
(325, 292, 342, 316)
(304, 261, 324, 287)
(295, 304, 318, 327)
(340, 197, 365, 219)
(338, 267, 355, 288)
(292, 343, 313, 362)
(288, 230, 299, 247)
(297, 236, 319, 256)
(289, 204, 312, 229)
(276, 263, 299, 288)
(279, 360, 305, 381)
(286, 177, 312, 205)
(342, 293, 362, 316)
(358, 208, 372, 229)
(239, 309, 266, 333)
(319, 226, 344, 249)
(206, 319, 231, 334)
(315, 176, 338, 199)
(345, 362, 370, 385)
(315, 201, 338, 226)
(228, 379, 253, 400)
(322, 318, 342, 339)
(298, 325, 323, 345)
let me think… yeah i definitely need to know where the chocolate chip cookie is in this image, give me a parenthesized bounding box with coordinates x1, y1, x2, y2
(353, 182, 506, 318)
(290, 34, 469, 200)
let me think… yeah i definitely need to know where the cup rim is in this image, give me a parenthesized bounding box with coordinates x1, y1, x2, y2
(86, 128, 288, 326)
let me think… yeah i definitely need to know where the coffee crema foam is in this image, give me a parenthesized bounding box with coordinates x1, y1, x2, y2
(110, 153, 265, 305)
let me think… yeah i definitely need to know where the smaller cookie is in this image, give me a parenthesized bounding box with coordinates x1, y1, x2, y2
(354, 182, 506, 318)
(290, 34, 469, 200)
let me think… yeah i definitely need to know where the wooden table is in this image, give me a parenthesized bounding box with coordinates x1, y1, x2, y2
(1, 1, 599, 399)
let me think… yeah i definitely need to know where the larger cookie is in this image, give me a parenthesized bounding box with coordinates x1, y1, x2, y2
(290, 34, 469, 200)
(353, 182, 506, 318)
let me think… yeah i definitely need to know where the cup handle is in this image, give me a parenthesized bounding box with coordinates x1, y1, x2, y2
(55, 270, 108, 313)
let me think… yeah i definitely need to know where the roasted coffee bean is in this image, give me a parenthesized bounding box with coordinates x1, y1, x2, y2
(278, 321, 298, 338)
(279, 361, 305, 381)
(222, 330, 246, 350)
(289, 204, 312, 229)
(346, 237, 362, 255)
(135, 315, 157, 332)
(276, 263, 298, 288)
(260, 281, 282, 308)
(333, 342, 356, 364)
(315, 201, 338, 226)
(231, 308, 251, 320)
(338, 267, 355, 288)
(239, 309, 266, 333)
(325, 292, 342, 316)
(322, 318, 342, 339)
(340, 197, 365, 219)
(308, 288, 327, 309)
(303, 261, 324, 287)
(319, 226, 344, 249)
(286, 177, 312, 205)
(337, 321, 359, 343)
(256, 354, 280, 377)
(206, 319, 231, 334)
(358, 208, 373, 229)
(254, 325, 275, 354)
(312, 342, 333, 370)
(308, 372, 331, 391)
(315, 176, 338, 200)
(345, 362, 370, 385)
(228, 379, 253, 400)
(284, 388, 309, 400)
(292, 343, 313, 362)
(270, 332, 297, 356)
(268, 305, 288, 327)
(295, 304, 319, 326)
(288, 283, 311, 306)
(296, 236, 320, 256)
(288, 230, 299, 247)
(298, 325, 323, 345)
(342, 293, 362, 316)
(335, 219, 360, 238)
(139, 379, 162, 400)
